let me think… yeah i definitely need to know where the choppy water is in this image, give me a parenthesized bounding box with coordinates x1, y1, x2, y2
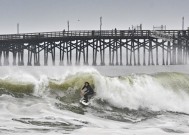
(1, 66, 189, 135)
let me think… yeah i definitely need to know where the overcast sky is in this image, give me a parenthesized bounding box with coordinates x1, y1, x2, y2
(0, 0, 188, 34)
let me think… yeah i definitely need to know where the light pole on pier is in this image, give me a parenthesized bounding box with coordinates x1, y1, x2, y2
(67, 20, 70, 31)
(17, 23, 19, 34)
(100, 16, 102, 31)
(182, 17, 184, 30)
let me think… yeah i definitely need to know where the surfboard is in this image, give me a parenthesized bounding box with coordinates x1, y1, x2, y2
(80, 98, 89, 106)
(79, 92, 96, 106)
(81, 100, 89, 106)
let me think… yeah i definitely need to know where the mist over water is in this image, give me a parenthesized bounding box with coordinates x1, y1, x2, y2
(0, 66, 189, 135)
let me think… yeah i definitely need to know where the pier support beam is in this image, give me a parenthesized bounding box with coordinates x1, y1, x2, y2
(18, 44, 24, 66)
(162, 41, 165, 65)
(115, 39, 119, 65)
(69, 41, 72, 65)
(0, 50, 2, 66)
(102, 39, 105, 65)
(3, 50, 9, 66)
(27, 45, 32, 66)
(133, 40, 136, 66)
(172, 39, 176, 65)
(83, 41, 86, 65)
(75, 40, 79, 65)
(126, 39, 129, 66)
(51, 43, 55, 66)
(86, 40, 89, 65)
(176, 32, 183, 65)
(156, 39, 159, 65)
(120, 39, 123, 65)
(44, 42, 48, 66)
(148, 38, 154, 65)
(66, 42, 70, 65)
(78, 41, 81, 65)
(109, 39, 112, 65)
(92, 39, 97, 66)
(12, 45, 17, 66)
(112, 40, 115, 65)
(137, 39, 140, 65)
(100, 39, 103, 65)
(143, 39, 146, 66)
(166, 41, 171, 65)
(130, 40, 133, 66)
(185, 41, 188, 64)
(33, 43, 40, 66)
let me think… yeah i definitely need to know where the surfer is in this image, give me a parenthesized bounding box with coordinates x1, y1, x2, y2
(81, 82, 94, 103)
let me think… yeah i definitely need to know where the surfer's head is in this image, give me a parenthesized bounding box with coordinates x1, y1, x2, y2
(85, 82, 89, 86)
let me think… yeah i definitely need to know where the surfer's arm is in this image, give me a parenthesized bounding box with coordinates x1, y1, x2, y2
(80, 90, 84, 96)
(80, 87, 87, 96)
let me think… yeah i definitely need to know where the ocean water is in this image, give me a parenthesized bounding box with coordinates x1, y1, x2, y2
(0, 65, 189, 135)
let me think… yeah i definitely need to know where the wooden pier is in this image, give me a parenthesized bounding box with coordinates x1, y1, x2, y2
(0, 29, 188, 66)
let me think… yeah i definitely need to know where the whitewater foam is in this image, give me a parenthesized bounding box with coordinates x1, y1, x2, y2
(95, 73, 189, 113)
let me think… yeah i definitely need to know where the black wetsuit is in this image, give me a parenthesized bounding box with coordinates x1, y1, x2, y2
(82, 85, 94, 102)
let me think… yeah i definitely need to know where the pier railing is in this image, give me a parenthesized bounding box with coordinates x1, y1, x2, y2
(1, 30, 188, 41)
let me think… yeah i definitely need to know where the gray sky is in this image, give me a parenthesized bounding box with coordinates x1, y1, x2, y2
(0, 0, 188, 34)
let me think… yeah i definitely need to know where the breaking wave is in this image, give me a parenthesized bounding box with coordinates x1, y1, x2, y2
(1, 68, 189, 116)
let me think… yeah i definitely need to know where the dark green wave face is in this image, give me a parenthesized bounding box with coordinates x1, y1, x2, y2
(49, 72, 95, 91)
(0, 72, 96, 98)
(0, 79, 34, 97)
